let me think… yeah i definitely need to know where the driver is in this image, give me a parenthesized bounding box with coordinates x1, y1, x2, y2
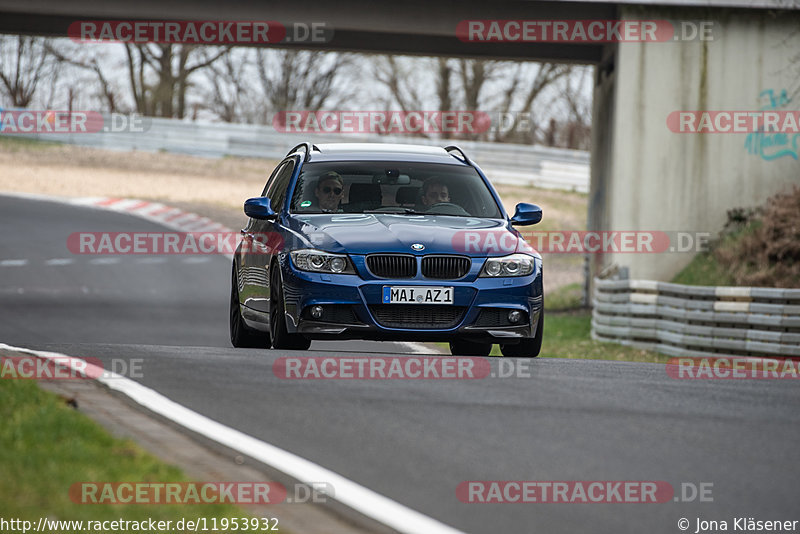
(421, 178, 450, 208)
(314, 172, 344, 213)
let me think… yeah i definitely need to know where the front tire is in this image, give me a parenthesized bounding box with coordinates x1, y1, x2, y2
(269, 263, 311, 350)
(230, 263, 270, 348)
(500, 309, 543, 358)
(449, 340, 492, 356)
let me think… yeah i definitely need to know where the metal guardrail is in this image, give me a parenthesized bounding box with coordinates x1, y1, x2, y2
(1, 115, 590, 192)
(592, 278, 800, 358)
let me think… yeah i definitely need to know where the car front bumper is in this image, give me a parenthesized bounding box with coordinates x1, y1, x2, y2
(279, 254, 543, 344)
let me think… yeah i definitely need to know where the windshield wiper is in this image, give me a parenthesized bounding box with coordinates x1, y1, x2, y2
(424, 212, 470, 217)
(363, 208, 429, 215)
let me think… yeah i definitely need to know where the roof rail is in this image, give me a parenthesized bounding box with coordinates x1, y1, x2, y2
(444, 145, 472, 165)
(286, 143, 319, 162)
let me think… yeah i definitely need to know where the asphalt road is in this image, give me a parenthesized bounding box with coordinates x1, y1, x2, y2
(2, 195, 798, 534)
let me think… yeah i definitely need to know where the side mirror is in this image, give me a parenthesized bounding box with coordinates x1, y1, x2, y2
(244, 197, 278, 220)
(510, 203, 542, 226)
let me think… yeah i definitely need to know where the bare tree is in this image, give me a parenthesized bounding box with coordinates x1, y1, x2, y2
(373, 55, 572, 143)
(198, 48, 354, 124)
(202, 48, 253, 122)
(374, 56, 500, 115)
(0, 36, 57, 107)
(535, 66, 592, 149)
(258, 49, 352, 112)
(374, 55, 427, 113)
(125, 43, 229, 118)
(491, 63, 571, 144)
(457, 59, 499, 111)
(560, 66, 592, 149)
(45, 42, 122, 113)
(435, 57, 454, 112)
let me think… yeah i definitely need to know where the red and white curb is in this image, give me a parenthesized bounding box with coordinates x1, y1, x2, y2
(0, 343, 464, 534)
(67, 197, 233, 233)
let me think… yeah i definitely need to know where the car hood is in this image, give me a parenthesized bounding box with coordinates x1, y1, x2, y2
(286, 213, 537, 257)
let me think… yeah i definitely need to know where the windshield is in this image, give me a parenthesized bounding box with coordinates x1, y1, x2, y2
(289, 161, 503, 218)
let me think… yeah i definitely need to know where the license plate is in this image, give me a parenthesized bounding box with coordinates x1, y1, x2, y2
(382, 286, 454, 304)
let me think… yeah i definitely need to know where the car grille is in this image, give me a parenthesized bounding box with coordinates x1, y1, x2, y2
(369, 305, 466, 329)
(366, 254, 416, 278)
(421, 255, 471, 279)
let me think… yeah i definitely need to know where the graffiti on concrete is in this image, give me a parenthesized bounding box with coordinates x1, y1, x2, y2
(744, 89, 798, 161)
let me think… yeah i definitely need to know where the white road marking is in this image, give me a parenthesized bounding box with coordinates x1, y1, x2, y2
(136, 202, 167, 216)
(2, 256, 218, 266)
(400, 341, 442, 354)
(181, 218, 215, 231)
(106, 198, 149, 211)
(0, 343, 465, 534)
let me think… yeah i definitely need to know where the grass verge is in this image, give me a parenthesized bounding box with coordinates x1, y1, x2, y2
(537, 282, 666, 362)
(0, 379, 246, 532)
(544, 282, 584, 311)
(672, 187, 800, 288)
(0, 135, 62, 150)
(672, 251, 735, 286)
(536, 312, 668, 362)
(485, 312, 669, 362)
(440, 284, 666, 362)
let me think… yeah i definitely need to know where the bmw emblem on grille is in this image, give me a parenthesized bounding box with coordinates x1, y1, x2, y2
(411, 243, 425, 251)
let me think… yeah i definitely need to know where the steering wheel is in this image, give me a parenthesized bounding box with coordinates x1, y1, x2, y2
(428, 202, 470, 216)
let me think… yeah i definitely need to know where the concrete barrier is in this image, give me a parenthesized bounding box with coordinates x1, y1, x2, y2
(592, 278, 800, 358)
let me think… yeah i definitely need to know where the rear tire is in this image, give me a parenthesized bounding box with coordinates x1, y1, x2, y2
(449, 340, 492, 356)
(270, 263, 311, 350)
(500, 309, 543, 358)
(230, 264, 270, 348)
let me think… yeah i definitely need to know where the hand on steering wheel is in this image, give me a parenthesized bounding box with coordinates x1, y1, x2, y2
(428, 202, 470, 216)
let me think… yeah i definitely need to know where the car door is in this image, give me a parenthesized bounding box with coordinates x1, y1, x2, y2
(239, 157, 296, 313)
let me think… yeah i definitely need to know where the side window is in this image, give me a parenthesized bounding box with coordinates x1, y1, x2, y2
(265, 159, 296, 212)
(261, 160, 288, 196)
(261, 165, 279, 196)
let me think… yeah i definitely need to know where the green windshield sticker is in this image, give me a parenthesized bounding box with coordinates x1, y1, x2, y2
(300, 200, 312, 207)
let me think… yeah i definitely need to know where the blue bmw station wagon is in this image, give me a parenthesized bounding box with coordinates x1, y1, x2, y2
(230, 143, 544, 357)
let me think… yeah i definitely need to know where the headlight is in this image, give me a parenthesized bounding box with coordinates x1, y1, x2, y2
(291, 249, 355, 274)
(479, 253, 536, 277)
